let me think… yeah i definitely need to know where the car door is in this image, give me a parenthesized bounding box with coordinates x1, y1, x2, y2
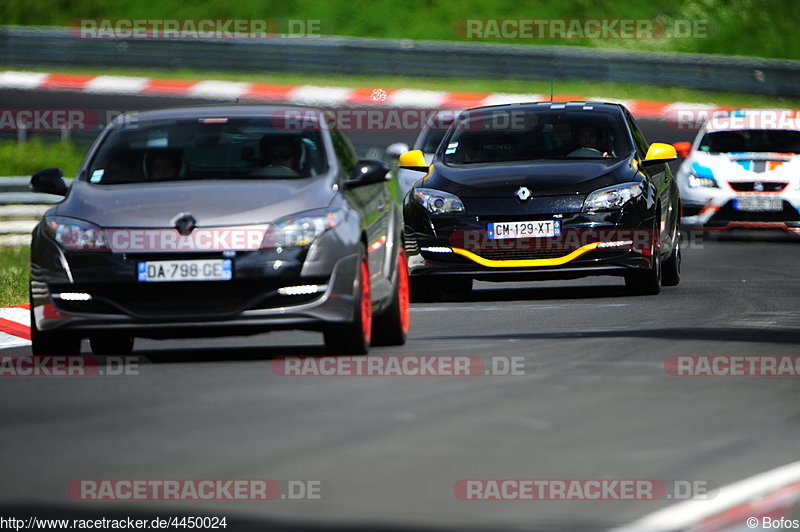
(625, 110, 676, 253)
(330, 128, 392, 298)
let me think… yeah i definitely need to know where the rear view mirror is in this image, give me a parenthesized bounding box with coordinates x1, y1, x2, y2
(641, 143, 678, 167)
(30, 167, 67, 196)
(346, 159, 390, 188)
(398, 150, 429, 172)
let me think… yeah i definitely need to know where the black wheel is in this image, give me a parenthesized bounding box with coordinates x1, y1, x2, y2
(30, 306, 81, 356)
(372, 250, 410, 346)
(90, 335, 135, 357)
(661, 231, 681, 287)
(409, 276, 443, 303)
(324, 249, 372, 355)
(625, 222, 662, 296)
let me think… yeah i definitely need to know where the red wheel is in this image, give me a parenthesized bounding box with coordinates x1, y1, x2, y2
(372, 250, 410, 346)
(324, 249, 372, 355)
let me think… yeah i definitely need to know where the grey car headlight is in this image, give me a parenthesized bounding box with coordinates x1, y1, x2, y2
(412, 188, 465, 215)
(43, 216, 110, 251)
(261, 209, 344, 249)
(583, 182, 644, 212)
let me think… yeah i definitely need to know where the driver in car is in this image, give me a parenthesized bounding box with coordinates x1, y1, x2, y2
(260, 137, 301, 177)
(575, 125, 610, 157)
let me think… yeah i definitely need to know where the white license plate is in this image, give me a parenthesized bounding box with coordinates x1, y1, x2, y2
(137, 259, 232, 282)
(487, 220, 561, 239)
(733, 196, 783, 212)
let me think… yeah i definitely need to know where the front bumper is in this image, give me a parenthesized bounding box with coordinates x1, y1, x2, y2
(31, 229, 361, 339)
(403, 203, 657, 281)
(680, 197, 800, 232)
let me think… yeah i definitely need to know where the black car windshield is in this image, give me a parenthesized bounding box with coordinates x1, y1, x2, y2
(699, 129, 800, 154)
(442, 108, 633, 164)
(86, 117, 328, 184)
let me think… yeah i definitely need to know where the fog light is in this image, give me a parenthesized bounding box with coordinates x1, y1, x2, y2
(596, 240, 634, 249)
(420, 247, 452, 253)
(53, 292, 92, 301)
(277, 285, 325, 296)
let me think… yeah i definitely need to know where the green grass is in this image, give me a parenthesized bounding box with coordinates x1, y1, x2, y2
(0, 138, 85, 177)
(8, 65, 800, 109)
(0, 246, 28, 306)
(1, 0, 798, 59)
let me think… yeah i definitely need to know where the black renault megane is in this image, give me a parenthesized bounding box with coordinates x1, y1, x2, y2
(400, 102, 681, 301)
(29, 106, 409, 356)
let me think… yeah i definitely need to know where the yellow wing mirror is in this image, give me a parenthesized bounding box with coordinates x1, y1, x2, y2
(398, 150, 429, 172)
(642, 143, 678, 166)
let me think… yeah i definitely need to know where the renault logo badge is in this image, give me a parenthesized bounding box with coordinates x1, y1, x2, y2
(516, 186, 532, 201)
(172, 213, 197, 235)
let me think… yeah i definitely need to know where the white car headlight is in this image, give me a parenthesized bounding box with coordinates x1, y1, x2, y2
(412, 188, 465, 215)
(583, 183, 644, 212)
(687, 162, 718, 188)
(43, 216, 110, 251)
(262, 209, 344, 249)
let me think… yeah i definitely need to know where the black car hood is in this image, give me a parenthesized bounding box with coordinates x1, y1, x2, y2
(55, 177, 336, 228)
(423, 157, 638, 197)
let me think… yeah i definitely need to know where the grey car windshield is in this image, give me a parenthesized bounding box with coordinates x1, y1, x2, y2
(87, 117, 327, 184)
(442, 109, 633, 164)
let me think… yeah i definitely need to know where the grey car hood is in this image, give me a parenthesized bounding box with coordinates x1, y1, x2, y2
(55, 177, 336, 228)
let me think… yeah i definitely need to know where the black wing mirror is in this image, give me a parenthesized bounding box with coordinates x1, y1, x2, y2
(30, 167, 67, 196)
(345, 159, 390, 188)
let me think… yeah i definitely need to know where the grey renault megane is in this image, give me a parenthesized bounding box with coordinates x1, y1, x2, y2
(29, 106, 410, 356)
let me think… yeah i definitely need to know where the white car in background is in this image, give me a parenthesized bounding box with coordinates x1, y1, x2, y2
(386, 110, 460, 198)
(674, 109, 800, 232)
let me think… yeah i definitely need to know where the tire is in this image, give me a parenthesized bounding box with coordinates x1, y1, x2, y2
(372, 250, 411, 346)
(625, 221, 662, 296)
(409, 276, 443, 303)
(324, 249, 372, 355)
(90, 335, 135, 357)
(29, 306, 81, 357)
(661, 231, 681, 287)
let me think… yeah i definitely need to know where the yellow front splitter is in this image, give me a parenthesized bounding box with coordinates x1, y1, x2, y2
(450, 242, 601, 268)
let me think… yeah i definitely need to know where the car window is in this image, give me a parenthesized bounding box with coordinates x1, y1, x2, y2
(329, 128, 358, 175)
(625, 110, 650, 158)
(442, 108, 633, 164)
(86, 117, 327, 184)
(699, 129, 800, 153)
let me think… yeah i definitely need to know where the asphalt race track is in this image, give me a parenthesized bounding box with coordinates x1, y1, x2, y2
(1, 89, 800, 531)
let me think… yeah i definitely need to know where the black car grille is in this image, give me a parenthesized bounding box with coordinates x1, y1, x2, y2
(50, 280, 323, 318)
(464, 236, 583, 261)
(473, 247, 580, 261)
(728, 182, 787, 192)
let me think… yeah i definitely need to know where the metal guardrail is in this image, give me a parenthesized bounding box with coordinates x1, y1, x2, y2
(2, 26, 800, 97)
(0, 177, 65, 245)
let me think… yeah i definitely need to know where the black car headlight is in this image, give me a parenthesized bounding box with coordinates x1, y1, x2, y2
(412, 188, 465, 215)
(261, 209, 344, 249)
(583, 182, 644, 212)
(43, 216, 110, 251)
